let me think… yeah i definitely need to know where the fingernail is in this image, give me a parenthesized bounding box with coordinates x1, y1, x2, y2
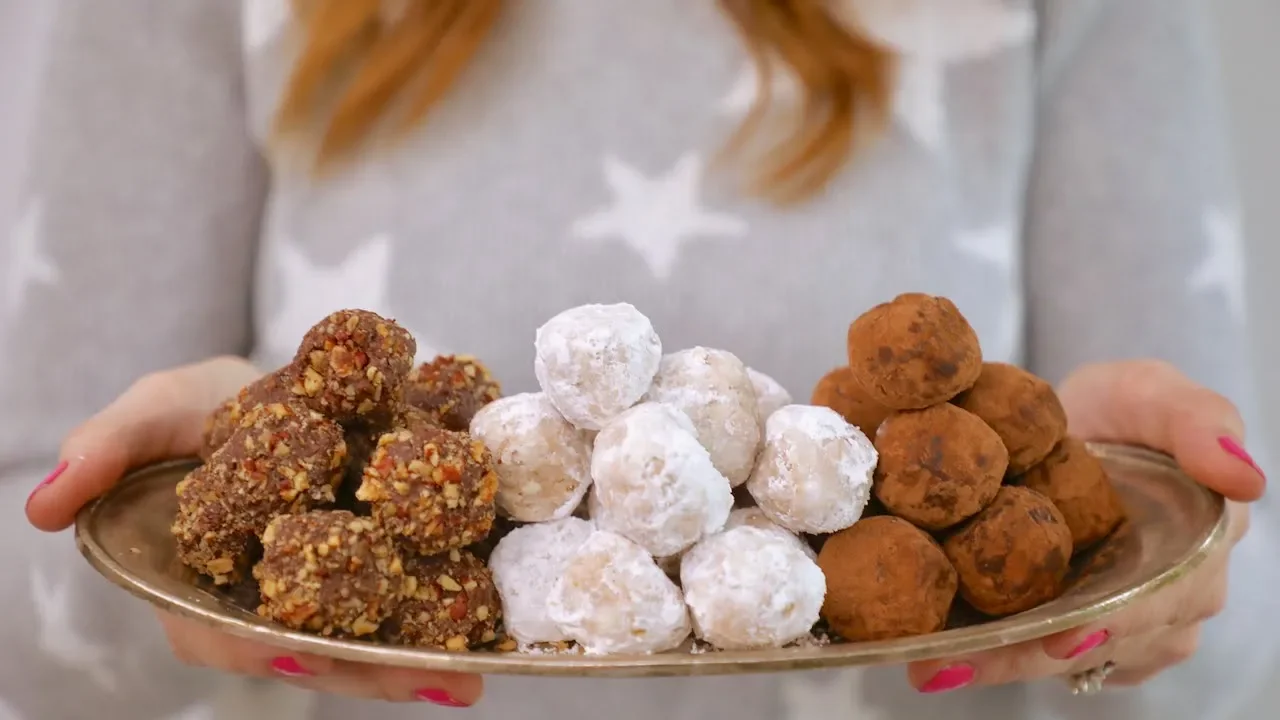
(26, 461, 69, 508)
(415, 688, 470, 707)
(920, 663, 975, 694)
(1067, 629, 1110, 659)
(270, 656, 312, 677)
(1219, 437, 1265, 479)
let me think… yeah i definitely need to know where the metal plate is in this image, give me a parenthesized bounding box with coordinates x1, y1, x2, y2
(75, 443, 1226, 678)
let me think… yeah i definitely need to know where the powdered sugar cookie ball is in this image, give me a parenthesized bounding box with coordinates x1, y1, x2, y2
(533, 303, 662, 431)
(748, 368, 793, 425)
(488, 517, 595, 646)
(681, 526, 826, 649)
(547, 530, 691, 654)
(469, 392, 594, 522)
(725, 507, 817, 560)
(747, 405, 877, 534)
(644, 347, 762, 487)
(591, 402, 733, 557)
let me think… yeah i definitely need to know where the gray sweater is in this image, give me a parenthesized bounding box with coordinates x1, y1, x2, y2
(2, 1, 1276, 718)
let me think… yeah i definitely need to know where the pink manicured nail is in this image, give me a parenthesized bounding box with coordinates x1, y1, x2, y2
(270, 657, 312, 677)
(415, 688, 470, 707)
(1220, 437, 1265, 479)
(920, 664, 975, 694)
(1067, 630, 1110, 659)
(26, 461, 68, 508)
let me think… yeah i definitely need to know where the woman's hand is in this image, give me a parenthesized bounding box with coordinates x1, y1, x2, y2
(906, 360, 1265, 694)
(24, 357, 483, 707)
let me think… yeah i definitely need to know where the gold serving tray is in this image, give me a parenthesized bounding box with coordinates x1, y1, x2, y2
(75, 443, 1226, 678)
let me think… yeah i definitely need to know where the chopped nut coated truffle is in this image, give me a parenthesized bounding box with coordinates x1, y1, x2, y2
(406, 355, 503, 432)
(383, 548, 501, 650)
(291, 309, 416, 424)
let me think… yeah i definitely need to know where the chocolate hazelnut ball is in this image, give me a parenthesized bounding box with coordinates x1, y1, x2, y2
(1020, 436, 1126, 550)
(810, 366, 893, 435)
(953, 362, 1067, 473)
(845, 293, 983, 410)
(873, 404, 1008, 531)
(818, 516, 958, 641)
(943, 487, 1073, 617)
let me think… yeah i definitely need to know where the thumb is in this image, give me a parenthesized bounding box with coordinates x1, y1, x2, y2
(26, 357, 261, 532)
(1057, 360, 1265, 503)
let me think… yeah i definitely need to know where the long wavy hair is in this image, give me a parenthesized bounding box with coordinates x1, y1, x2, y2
(273, 0, 895, 203)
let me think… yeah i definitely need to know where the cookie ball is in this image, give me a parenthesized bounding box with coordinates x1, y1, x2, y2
(845, 293, 982, 409)
(724, 507, 816, 560)
(644, 347, 762, 487)
(817, 516, 957, 641)
(488, 517, 595, 645)
(173, 402, 348, 584)
(468, 392, 594, 522)
(873, 404, 1008, 531)
(943, 487, 1073, 617)
(533, 303, 662, 431)
(291, 309, 416, 424)
(254, 510, 403, 636)
(681, 526, 826, 650)
(200, 367, 294, 460)
(1020, 436, 1126, 550)
(810, 366, 893, 436)
(746, 405, 876, 534)
(748, 368, 793, 425)
(546, 530, 691, 654)
(953, 362, 1068, 473)
(356, 425, 499, 555)
(384, 548, 500, 650)
(405, 355, 502, 432)
(590, 402, 733, 557)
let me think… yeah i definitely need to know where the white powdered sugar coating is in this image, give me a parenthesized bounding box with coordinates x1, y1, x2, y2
(489, 518, 596, 645)
(587, 486, 684, 578)
(746, 405, 877, 534)
(469, 392, 594, 522)
(590, 402, 734, 557)
(747, 368, 793, 425)
(643, 347, 762, 487)
(680, 526, 826, 650)
(533, 303, 662, 431)
(547, 530, 691, 654)
(724, 507, 817, 560)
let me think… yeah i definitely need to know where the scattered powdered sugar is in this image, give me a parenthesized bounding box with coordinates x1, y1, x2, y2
(533, 303, 662, 431)
(747, 368, 793, 425)
(546, 530, 691, 654)
(746, 405, 877, 534)
(469, 392, 594, 522)
(724, 507, 816, 560)
(643, 347, 762, 487)
(680, 526, 826, 650)
(590, 402, 734, 557)
(489, 517, 596, 646)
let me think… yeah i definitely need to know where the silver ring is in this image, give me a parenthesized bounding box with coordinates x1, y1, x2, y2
(1069, 661, 1117, 696)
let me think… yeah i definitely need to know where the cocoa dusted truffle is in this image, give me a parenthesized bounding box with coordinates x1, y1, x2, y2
(810, 366, 893, 435)
(818, 516, 958, 641)
(356, 425, 499, 555)
(290, 309, 416, 424)
(873, 404, 1008, 531)
(406, 355, 503, 432)
(1019, 436, 1126, 550)
(173, 402, 348, 584)
(953, 362, 1068, 473)
(383, 548, 501, 650)
(845, 293, 983, 409)
(200, 368, 294, 460)
(254, 510, 405, 637)
(943, 486, 1074, 617)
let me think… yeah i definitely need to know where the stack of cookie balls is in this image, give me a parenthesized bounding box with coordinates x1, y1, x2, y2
(173, 309, 507, 651)
(810, 293, 1127, 641)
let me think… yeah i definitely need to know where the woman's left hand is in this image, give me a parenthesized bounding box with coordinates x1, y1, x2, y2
(907, 360, 1266, 694)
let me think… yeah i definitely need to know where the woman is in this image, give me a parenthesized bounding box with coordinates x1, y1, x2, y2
(7, 0, 1275, 718)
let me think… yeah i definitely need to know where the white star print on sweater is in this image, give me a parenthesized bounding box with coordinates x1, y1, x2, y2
(957, 221, 1022, 364)
(5, 197, 59, 319)
(1190, 207, 1246, 321)
(241, 0, 290, 52)
(29, 566, 117, 693)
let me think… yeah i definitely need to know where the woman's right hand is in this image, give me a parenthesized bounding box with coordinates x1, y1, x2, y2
(24, 357, 483, 707)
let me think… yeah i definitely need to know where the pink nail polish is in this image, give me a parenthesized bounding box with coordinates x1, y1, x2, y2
(1067, 630, 1110, 659)
(1220, 437, 1265, 479)
(920, 664, 975, 694)
(26, 461, 69, 509)
(270, 656, 312, 677)
(415, 688, 470, 707)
